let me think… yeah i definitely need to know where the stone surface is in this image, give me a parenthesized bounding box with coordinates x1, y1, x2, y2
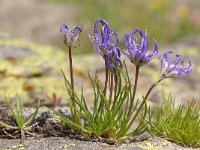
(0, 38, 199, 106)
(0, 105, 199, 150)
(0, 0, 77, 48)
(0, 137, 195, 150)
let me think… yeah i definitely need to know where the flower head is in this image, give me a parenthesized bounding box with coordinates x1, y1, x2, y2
(159, 51, 192, 79)
(60, 24, 83, 48)
(105, 46, 123, 73)
(122, 28, 158, 66)
(89, 18, 119, 59)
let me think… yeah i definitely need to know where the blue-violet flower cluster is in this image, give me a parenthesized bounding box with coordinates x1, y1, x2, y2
(89, 18, 192, 79)
(123, 28, 158, 66)
(60, 24, 83, 48)
(159, 51, 192, 79)
(89, 18, 122, 73)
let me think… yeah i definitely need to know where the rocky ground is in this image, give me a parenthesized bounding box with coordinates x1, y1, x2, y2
(0, 106, 197, 150)
(1, 137, 195, 150)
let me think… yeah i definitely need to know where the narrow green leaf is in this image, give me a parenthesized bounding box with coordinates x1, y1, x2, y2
(54, 110, 91, 134)
(25, 99, 40, 127)
(4, 98, 21, 128)
(16, 95, 24, 128)
(0, 121, 19, 129)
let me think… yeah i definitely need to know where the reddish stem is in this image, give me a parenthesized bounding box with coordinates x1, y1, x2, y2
(68, 46, 76, 118)
(128, 66, 140, 116)
(125, 78, 163, 133)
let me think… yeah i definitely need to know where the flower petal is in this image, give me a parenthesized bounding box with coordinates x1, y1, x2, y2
(144, 40, 158, 62)
(105, 46, 123, 73)
(106, 51, 115, 72)
(159, 51, 192, 78)
(168, 68, 182, 77)
(181, 60, 192, 75)
(60, 24, 69, 33)
(88, 34, 104, 56)
(124, 34, 136, 60)
(170, 55, 182, 69)
(162, 51, 173, 70)
(123, 28, 158, 66)
(94, 18, 110, 44)
(71, 25, 83, 37)
(110, 29, 119, 46)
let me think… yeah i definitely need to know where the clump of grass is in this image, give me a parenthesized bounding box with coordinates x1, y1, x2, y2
(55, 65, 147, 143)
(0, 96, 40, 142)
(146, 94, 200, 148)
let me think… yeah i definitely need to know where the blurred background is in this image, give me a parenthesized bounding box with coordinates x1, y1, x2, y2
(0, 0, 199, 105)
(0, 0, 200, 53)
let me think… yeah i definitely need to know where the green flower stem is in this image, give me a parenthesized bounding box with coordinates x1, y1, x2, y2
(125, 78, 163, 133)
(128, 66, 140, 116)
(109, 74, 114, 106)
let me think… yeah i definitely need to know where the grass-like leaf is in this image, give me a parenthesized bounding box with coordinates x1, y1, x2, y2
(146, 93, 200, 148)
(25, 99, 40, 127)
(56, 64, 147, 143)
(0, 97, 40, 142)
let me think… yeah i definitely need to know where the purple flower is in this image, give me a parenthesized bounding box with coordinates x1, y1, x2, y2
(89, 18, 123, 72)
(60, 24, 83, 48)
(159, 51, 192, 79)
(122, 28, 158, 66)
(89, 18, 119, 59)
(106, 46, 123, 73)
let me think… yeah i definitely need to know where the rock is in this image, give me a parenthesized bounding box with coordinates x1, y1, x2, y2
(0, 137, 194, 150)
(0, 38, 199, 106)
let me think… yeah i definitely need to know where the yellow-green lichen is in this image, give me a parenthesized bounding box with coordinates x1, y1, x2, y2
(0, 38, 68, 102)
(11, 144, 25, 150)
(135, 139, 168, 150)
(62, 143, 76, 150)
(2, 144, 25, 150)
